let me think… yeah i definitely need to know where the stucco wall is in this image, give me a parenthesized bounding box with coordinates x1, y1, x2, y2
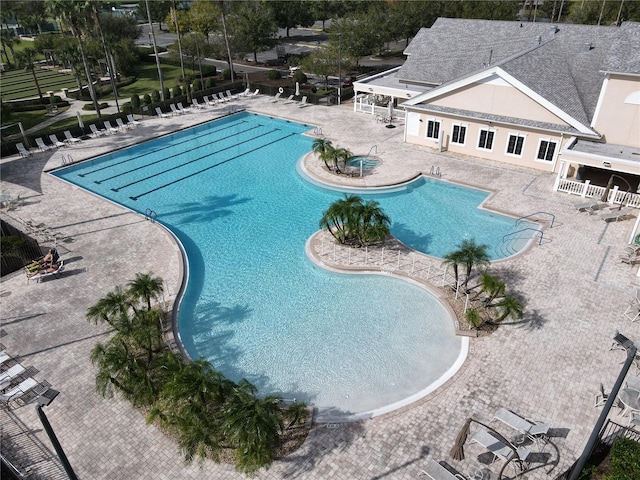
(593, 75, 640, 147)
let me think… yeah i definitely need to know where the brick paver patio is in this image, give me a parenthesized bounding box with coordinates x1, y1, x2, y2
(1, 96, 639, 479)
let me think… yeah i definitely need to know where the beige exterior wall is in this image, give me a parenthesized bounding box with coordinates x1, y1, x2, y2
(405, 110, 563, 172)
(429, 78, 569, 126)
(592, 75, 640, 147)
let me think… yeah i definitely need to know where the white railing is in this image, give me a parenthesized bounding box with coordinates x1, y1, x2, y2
(354, 102, 406, 121)
(556, 179, 640, 208)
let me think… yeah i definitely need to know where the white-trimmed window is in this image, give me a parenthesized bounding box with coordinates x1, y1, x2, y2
(536, 139, 557, 162)
(477, 128, 495, 151)
(425, 119, 441, 140)
(506, 133, 525, 156)
(451, 124, 467, 145)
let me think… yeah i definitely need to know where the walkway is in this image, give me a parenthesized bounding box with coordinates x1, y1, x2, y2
(1, 95, 639, 479)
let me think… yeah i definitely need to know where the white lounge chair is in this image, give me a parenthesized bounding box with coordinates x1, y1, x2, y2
(225, 89, 238, 100)
(248, 88, 260, 97)
(16, 142, 31, 157)
(494, 408, 550, 445)
(419, 459, 465, 480)
(178, 102, 192, 114)
(115, 118, 130, 131)
(0, 351, 11, 367)
(27, 260, 64, 284)
(217, 92, 229, 103)
(270, 92, 282, 102)
(89, 124, 106, 137)
(470, 429, 530, 466)
(170, 103, 183, 116)
(238, 88, 251, 97)
(205, 95, 217, 106)
(298, 96, 311, 108)
(48, 134, 65, 148)
(0, 377, 38, 404)
(283, 95, 296, 104)
(127, 114, 141, 127)
(192, 98, 207, 109)
(64, 130, 81, 144)
(155, 107, 171, 119)
(0, 364, 26, 388)
(103, 120, 119, 134)
(35, 137, 51, 152)
(601, 207, 634, 222)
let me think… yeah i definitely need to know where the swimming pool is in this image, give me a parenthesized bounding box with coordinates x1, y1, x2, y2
(53, 112, 528, 418)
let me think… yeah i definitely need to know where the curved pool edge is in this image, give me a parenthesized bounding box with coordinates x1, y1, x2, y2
(304, 232, 469, 423)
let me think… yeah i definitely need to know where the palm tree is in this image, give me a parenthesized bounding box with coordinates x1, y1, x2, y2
(356, 199, 390, 246)
(312, 137, 333, 170)
(283, 402, 309, 429)
(442, 250, 464, 290)
(89, 0, 120, 112)
(144, 0, 167, 101)
(15, 48, 43, 99)
(491, 293, 524, 323)
(128, 272, 164, 311)
(465, 308, 484, 329)
(334, 146, 353, 172)
(224, 379, 283, 475)
(319, 194, 359, 244)
(86, 285, 132, 326)
(449, 238, 490, 291)
(472, 271, 505, 305)
(46, 0, 102, 118)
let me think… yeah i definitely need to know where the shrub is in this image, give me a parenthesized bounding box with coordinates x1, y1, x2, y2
(266, 69, 281, 80)
(293, 70, 308, 84)
(143, 93, 152, 105)
(82, 102, 109, 111)
(205, 77, 215, 89)
(130, 94, 141, 110)
(192, 78, 202, 92)
(163, 87, 171, 100)
(152, 90, 161, 103)
(173, 85, 182, 98)
(607, 437, 640, 479)
(222, 68, 232, 80)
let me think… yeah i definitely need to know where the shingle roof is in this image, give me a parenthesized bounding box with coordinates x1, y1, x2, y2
(399, 18, 640, 127)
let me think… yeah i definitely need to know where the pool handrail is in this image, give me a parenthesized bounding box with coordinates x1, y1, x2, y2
(515, 211, 555, 228)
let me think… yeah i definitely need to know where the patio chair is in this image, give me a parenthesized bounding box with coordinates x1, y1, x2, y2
(155, 107, 171, 119)
(89, 124, 106, 137)
(0, 377, 38, 404)
(620, 246, 640, 265)
(283, 95, 296, 104)
(594, 383, 613, 407)
(630, 411, 640, 427)
(601, 207, 634, 222)
(64, 130, 81, 144)
(248, 88, 260, 97)
(177, 102, 192, 114)
(470, 428, 530, 467)
(225, 89, 238, 100)
(170, 103, 183, 115)
(115, 118, 130, 132)
(297, 96, 311, 108)
(35, 137, 51, 152)
(205, 95, 217, 106)
(16, 142, 31, 157)
(126, 114, 141, 127)
(217, 92, 229, 103)
(192, 98, 207, 109)
(494, 408, 549, 445)
(0, 364, 26, 389)
(419, 460, 465, 480)
(27, 260, 64, 284)
(624, 290, 640, 322)
(103, 120, 119, 134)
(270, 92, 282, 102)
(48, 134, 65, 148)
(238, 88, 251, 97)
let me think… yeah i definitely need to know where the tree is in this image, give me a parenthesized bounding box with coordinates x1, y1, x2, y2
(15, 47, 43, 99)
(47, 0, 102, 118)
(269, 0, 314, 37)
(224, 379, 283, 475)
(16, 0, 48, 35)
(0, 29, 19, 67)
(128, 272, 164, 312)
(320, 194, 390, 247)
(443, 238, 490, 291)
(138, 0, 170, 30)
(229, 0, 278, 64)
(312, 137, 333, 170)
(442, 250, 464, 290)
(490, 293, 524, 323)
(189, 0, 221, 42)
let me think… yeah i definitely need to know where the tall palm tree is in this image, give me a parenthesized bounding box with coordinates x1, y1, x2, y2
(491, 293, 524, 323)
(171, 0, 186, 80)
(89, 0, 120, 112)
(442, 250, 464, 289)
(144, 0, 166, 101)
(46, 0, 102, 118)
(128, 272, 164, 311)
(86, 285, 132, 326)
(319, 194, 359, 244)
(334, 146, 353, 172)
(472, 270, 505, 304)
(15, 48, 43, 99)
(446, 238, 490, 291)
(312, 137, 333, 170)
(356, 199, 390, 245)
(283, 402, 309, 429)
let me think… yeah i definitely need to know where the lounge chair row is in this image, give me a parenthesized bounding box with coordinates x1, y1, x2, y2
(89, 115, 141, 137)
(279, 94, 311, 107)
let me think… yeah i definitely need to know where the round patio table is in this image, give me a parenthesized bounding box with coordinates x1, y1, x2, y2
(618, 388, 640, 415)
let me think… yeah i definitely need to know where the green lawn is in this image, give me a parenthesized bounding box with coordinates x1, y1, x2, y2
(1, 66, 78, 101)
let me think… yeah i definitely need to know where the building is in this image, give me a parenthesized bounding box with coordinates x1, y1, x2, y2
(353, 18, 640, 201)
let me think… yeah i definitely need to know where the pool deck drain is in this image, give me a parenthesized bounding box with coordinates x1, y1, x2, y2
(1, 96, 639, 480)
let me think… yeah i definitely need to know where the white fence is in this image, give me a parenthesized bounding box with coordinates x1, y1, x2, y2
(354, 102, 406, 122)
(555, 178, 640, 208)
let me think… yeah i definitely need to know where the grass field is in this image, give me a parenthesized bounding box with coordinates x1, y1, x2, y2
(1, 67, 78, 101)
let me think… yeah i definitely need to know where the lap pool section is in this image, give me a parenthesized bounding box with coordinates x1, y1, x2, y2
(52, 112, 527, 418)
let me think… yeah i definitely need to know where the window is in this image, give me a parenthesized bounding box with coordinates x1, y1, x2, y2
(451, 124, 467, 145)
(506, 133, 525, 156)
(537, 139, 557, 162)
(477, 128, 495, 150)
(426, 119, 440, 140)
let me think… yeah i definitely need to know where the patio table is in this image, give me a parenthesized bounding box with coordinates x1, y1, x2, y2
(618, 388, 640, 416)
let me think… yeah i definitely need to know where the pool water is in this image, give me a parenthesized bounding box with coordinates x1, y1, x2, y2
(53, 112, 530, 418)
(347, 156, 381, 169)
